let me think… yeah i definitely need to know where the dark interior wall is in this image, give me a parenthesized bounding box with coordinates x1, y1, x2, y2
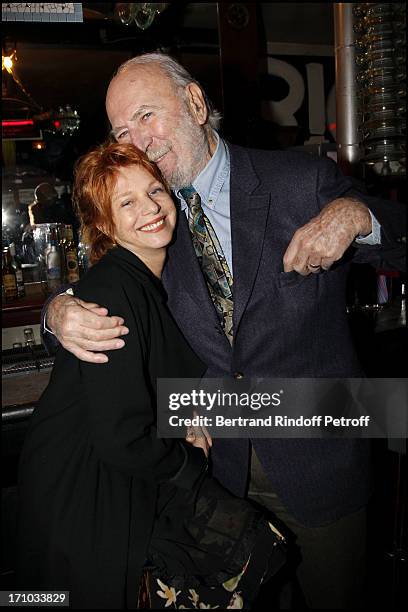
(7, 44, 133, 145)
(262, 2, 333, 44)
(2, 2, 335, 151)
(12, 45, 221, 117)
(3, 40, 222, 167)
(1, 3, 339, 185)
(12, 44, 131, 112)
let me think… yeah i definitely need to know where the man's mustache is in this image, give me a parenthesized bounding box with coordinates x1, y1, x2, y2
(147, 144, 172, 162)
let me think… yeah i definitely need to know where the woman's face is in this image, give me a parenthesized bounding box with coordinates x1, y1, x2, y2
(111, 164, 176, 259)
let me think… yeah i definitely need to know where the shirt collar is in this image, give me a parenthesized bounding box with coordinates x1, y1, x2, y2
(176, 132, 230, 211)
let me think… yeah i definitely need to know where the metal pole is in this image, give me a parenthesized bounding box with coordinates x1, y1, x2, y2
(333, 3, 361, 175)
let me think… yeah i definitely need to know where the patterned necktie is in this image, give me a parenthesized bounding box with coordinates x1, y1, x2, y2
(180, 186, 234, 344)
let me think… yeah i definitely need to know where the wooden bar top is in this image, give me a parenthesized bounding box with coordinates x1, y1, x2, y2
(2, 282, 48, 327)
(2, 370, 51, 409)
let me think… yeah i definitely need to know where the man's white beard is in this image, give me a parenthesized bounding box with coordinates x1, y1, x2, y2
(166, 111, 209, 190)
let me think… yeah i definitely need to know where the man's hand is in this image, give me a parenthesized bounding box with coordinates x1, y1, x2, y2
(46, 294, 129, 363)
(283, 197, 372, 275)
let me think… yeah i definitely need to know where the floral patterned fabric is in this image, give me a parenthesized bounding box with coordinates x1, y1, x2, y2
(137, 475, 287, 609)
(141, 570, 248, 609)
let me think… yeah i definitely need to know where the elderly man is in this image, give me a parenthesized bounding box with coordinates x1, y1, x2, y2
(43, 53, 405, 609)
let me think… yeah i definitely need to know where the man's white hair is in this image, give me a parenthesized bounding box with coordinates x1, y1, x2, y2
(114, 52, 222, 131)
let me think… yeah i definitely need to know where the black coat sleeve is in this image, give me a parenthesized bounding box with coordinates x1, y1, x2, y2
(75, 265, 206, 488)
(315, 155, 406, 271)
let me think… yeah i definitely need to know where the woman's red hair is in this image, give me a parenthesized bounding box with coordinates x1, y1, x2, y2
(73, 142, 168, 264)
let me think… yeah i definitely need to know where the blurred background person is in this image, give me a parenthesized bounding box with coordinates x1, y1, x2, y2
(28, 182, 76, 228)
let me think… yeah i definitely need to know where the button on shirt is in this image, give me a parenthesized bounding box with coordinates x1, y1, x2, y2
(175, 133, 380, 278)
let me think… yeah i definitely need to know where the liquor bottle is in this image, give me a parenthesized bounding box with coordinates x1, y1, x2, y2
(24, 327, 35, 348)
(9, 243, 25, 298)
(46, 227, 62, 292)
(64, 225, 80, 283)
(77, 237, 89, 277)
(37, 226, 51, 293)
(2, 248, 18, 301)
(57, 225, 68, 283)
(21, 226, 37, 264)
(43, 226, 53, 263)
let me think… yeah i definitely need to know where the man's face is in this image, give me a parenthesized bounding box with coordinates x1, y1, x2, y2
(106, 65, 210, 190)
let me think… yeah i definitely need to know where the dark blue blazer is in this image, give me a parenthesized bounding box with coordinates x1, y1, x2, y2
(162, 144, 406, 527)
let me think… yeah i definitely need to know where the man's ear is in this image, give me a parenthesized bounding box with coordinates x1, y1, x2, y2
(185, 83, 208, 125)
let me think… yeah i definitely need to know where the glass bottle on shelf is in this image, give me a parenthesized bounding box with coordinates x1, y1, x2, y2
(37, 226, 49, 294)
(64, 225, 80, 283)
(42, 226, 52, 264)
(2, 247, 18, 301)
(21, 226, 37, 264)
(57, 225, 68, 283)
(77, 237, 89, 277)
(24, 327, 35, 347)
(9, 242, 25, 298)
(45, 227, 62, 292)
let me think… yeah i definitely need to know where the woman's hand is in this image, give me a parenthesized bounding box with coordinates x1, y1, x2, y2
(185, 411, 212, 458)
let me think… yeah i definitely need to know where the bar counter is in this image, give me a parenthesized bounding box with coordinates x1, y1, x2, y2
(2, 282, 48, 328)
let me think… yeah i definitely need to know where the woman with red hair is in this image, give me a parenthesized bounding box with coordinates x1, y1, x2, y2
(17, 142, 285, 609)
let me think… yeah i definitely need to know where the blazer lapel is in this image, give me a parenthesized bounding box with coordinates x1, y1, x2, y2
(165, 210, 221, 326)
(229, 145, 271, 336)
